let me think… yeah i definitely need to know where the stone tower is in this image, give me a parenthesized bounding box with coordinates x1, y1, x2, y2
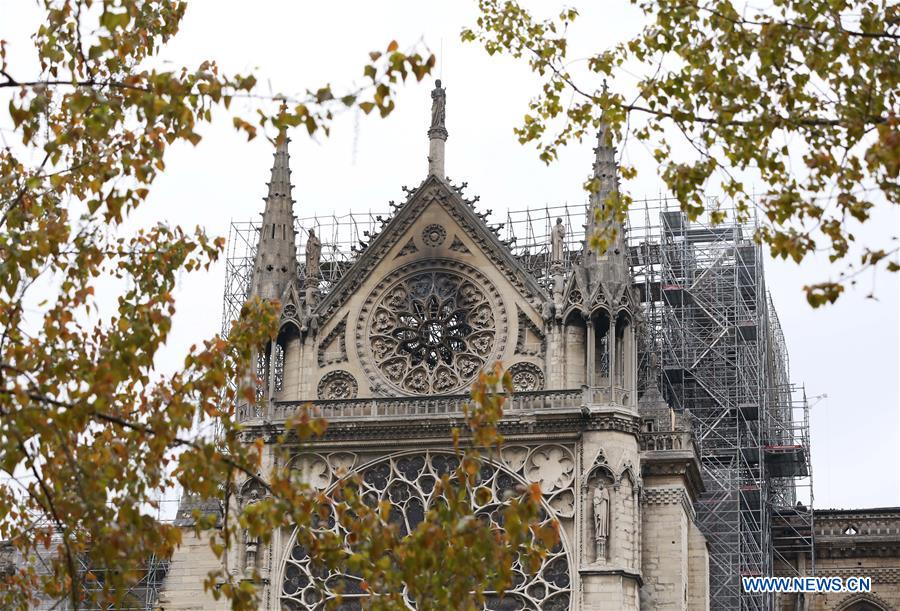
(161, 82, 709, 610)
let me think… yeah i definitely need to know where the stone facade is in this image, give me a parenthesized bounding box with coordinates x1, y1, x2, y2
(775, 508, 900, 611)
(160, 82, 712, 610)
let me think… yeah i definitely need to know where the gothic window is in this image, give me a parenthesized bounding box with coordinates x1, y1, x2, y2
(615, 312, 632, 389)
(361, 264, 504, 395)
(280, 452, 571, 610)
(273, 342, 285, 393)
(255, 347, 268, 406)
(591, 310, 610, 387)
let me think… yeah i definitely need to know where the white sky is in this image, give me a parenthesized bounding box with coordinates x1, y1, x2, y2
(3, 1, 898, 510)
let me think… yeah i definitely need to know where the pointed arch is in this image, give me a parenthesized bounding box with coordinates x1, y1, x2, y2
(837, 593, 891, 610)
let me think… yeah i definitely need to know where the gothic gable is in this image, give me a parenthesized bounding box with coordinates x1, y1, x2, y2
(316, 176, 548, 326)
(310, 177, 551, 398)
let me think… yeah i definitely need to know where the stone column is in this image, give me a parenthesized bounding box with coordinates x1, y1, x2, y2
(579, 423, 643, 611)
(586, 317, 595, 388)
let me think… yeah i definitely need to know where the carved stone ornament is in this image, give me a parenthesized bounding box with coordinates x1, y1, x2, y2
(317, 176, 545, 326)
(281, 451, 572, 610)
(449, 235, 471, 254)
(395, 238, 418, 258)
(358, 260, 506, 396)
(550, 217, 566, 264)
(305, 228, 321, 280)
(317, 315, 348, 367)
(525, 444, 575, 493)
(508, 362, 545, 392)
(290, 454, 331, 490)
(583, 448, 615, 565)
(514, 307, 546, 357)
(316, 370, 358, 400)
(421, 223, 447, 247)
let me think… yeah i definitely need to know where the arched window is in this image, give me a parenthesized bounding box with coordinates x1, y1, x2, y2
(838, 595, 889, 611)
(280, 450, 573, 610)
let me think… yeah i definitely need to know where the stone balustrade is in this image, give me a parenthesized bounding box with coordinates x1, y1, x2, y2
(236, 387, 637, 423)
(263, 388, 585, 422)
(639, 430, 698, 455)
(234, 386, 646, 423)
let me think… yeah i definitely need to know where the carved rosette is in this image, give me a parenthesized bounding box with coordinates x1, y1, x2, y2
(358, 260, 506, 396)
(316, 370, 358, 400)
(421, 223, 447, 247)
(509, 362, 545, 392)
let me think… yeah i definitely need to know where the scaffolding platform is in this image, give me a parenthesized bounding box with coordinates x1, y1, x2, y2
(662, 284, 689, 306)
(765, 445, 810, 477)
(736, 403, 760, 421)
(741, 447, 762, 465)
(737, 320, 758, 341)
(740, 486, 762, 511)
(771, 505, 814, 552)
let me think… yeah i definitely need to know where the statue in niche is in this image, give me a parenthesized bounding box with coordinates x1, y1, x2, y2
(592, 480, 611, 562)
(305, 228, 321, 281)
(430, 79, 446, 131)
(551, 217, 566, 264)
(244, 529, 259, 574)
(243, 486, 262, 574)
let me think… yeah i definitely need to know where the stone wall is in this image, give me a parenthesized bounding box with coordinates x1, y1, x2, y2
(157, 530, 229, 610)
(775, 507, 900, 610)
(640, 487, 690, 609)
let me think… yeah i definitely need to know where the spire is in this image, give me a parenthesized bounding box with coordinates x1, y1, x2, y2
(249, 132, 298, 302)
(585, 118, 624, 257)
(427, 79, 448, 178)
(587, 120, 619, 245)
(578, 116, 632, 293)
(268, 134, 292, 199)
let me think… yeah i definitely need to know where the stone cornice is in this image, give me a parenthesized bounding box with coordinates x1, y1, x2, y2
(241, 404, 641, 444)
(815, 536, 900, 559)
(642, 486, 696, 520)
(639, 450, 705, 500)
(578, 566, 643, 588)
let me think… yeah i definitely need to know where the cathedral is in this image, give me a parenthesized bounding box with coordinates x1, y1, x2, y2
(155, 82, 900, 611)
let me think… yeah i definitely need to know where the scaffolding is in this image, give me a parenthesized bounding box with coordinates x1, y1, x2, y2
(10, 528, 172, 610)
(628, 198, 814, 610)
(222, 211, 388, 338)
(0, 488, 182, 610)
(221, 199, 590, 335)
(221, 191, 813, 610)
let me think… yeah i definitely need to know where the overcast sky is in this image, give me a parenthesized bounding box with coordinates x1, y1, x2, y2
(4, 1, 898, 510)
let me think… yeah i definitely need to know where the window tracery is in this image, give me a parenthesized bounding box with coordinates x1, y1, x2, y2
(362, 266, 502, 395)
(280, 451, 572, 610)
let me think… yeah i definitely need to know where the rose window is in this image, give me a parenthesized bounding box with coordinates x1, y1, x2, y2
(280, 452, 572, 610)
(363, 267, 501, 395)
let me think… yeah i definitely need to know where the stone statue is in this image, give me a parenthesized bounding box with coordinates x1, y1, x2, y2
(244, 529, 259, 572)
(305, 228, 321, 280)
(243, 486, 261, 572)
(430, 79, 446, 132)
(552, 272, 565, 317)
(551, 217, 566, 264)
(592, 481, 611, 562)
